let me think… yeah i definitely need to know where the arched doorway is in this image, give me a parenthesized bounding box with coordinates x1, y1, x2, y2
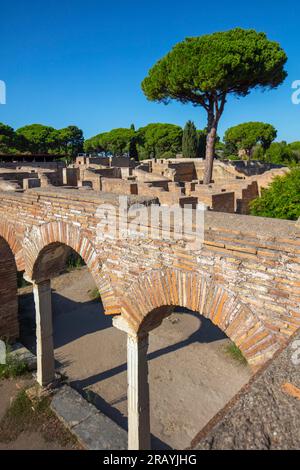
(144, 307, 251, 449)
(0, 236, 18, 341)
(114, 268, 275, 449)
(20, 242, 106, 386)
(19, 242, 128, 431)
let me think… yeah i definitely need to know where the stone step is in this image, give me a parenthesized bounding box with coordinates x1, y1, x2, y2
(51, 385, 128, 450)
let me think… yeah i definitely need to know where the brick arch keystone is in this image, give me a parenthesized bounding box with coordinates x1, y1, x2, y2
(0, 219, 24, 270)
(120, 268, 279, 369)
(23, 221, 120, 315)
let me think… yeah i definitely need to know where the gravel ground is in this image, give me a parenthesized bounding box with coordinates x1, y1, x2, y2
(19, 267, 252, 450)
(192, 330, 300, 450)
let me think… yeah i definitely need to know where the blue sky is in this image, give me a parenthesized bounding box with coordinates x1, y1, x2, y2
(1, 0, 300, 141)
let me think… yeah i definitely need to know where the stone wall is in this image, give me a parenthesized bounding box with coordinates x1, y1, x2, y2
(62, 168, 80, 186)
(0, 188, 299, 367)
(101, 178, 138, 195)
(0, 236, 18, 341)
(23, 178, 41, 190)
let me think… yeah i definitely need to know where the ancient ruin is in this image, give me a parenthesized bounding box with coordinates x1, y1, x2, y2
(0, 156, 299, 449)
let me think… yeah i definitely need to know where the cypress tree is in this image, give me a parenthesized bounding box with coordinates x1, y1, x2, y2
(182, 120, 198, 158)
(197, 129, 207, 158)
(129, 137, 139, 161)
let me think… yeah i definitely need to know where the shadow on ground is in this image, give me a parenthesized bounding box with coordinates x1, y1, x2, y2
(18, 288, 229, 450)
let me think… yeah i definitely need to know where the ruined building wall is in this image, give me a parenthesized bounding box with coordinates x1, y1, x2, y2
(0, 237, 19, 341)
(0, 189, 299, 343)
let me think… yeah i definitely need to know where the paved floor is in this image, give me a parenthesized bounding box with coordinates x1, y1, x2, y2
(19, 267, 252, 450)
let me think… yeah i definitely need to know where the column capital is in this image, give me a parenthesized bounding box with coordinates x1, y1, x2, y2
(113, 315, 148, 341)
(24, 275, 51, 288)
(23, 273, 33, 284)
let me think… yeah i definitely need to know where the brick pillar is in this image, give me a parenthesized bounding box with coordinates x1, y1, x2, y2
(0, 237, 18, 341)
(113, 316, 151, 450)
(33, 280, 55, 386)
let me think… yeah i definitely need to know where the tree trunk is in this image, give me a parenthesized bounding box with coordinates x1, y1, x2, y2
(203, 125, 217, 185)
(203, 96, 226, 184)
(247, 150, 251, 165)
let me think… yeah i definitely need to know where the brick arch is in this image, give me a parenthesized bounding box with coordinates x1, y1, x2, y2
(23, 221, 120, 315)
(120, 268, 279, 368)
(0, 232, 19, 340)
(0, 220, 24, 270)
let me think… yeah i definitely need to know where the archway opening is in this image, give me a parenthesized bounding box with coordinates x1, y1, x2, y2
(18, 243, 128, 430)
(140, 306, 252, 450)
(19, 244, 107, 352)
(0, 236, 18, 341)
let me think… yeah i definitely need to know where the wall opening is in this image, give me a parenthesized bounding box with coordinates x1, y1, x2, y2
(0, 236, 18, 341)
(143, 306, 252, 449)
(18, 244, 128, 431)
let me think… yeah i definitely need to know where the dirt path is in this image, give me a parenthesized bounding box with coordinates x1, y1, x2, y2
(0, 431, 71, 450)
(19, 267, 252, 450)
(0, 378, 32, 421)
(0, 378, 78, 450)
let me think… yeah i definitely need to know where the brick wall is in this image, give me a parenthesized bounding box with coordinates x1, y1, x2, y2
(101, 178, 138, 195)
(0, 237, 18, 341)
(0, 188, 299, 367)
(62, 168, 80, 187)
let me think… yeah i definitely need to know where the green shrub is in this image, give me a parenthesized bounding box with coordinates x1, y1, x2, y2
(0, 346, 28, 379)
(89, 288, 100, 301)
(66, 252, 85, 271)
(264, 141, 297, 166)
(250, 168, 300, 220)
(226, 154, 240, 161)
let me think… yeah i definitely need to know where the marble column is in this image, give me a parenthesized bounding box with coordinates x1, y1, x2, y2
(33, 279, 55, 386)
(113, 316, 151, 450)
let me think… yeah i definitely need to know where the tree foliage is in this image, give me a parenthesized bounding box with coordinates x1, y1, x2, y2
(17, 124, 57, 153)
(57, 126, 84, 157)
(182, 121, 198, 158)
(0, 123, 23, 153)
(129, 136, 139, 161)
(0, 123, 84, 157)
(141, 28, 287, 183)
(197, 130, 207, 158)
(224, 122, 277, 160)
(250, 169, 300, 220)
(84, 128, 135, 156)
(137, 123, 182, 159)
(264, 142, 298, 165)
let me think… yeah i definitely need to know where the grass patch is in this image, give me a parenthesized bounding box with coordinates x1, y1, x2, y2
(89, 287, 100, 301)
(225, 342, 247, 365)
(0, 390, 48, 442)
(0, 346, 29, 380)
(0, 388, 78, 447)
(66, 252, 86, 271)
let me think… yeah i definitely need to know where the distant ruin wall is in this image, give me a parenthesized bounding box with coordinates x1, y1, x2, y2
(101, 178, 138, 195)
